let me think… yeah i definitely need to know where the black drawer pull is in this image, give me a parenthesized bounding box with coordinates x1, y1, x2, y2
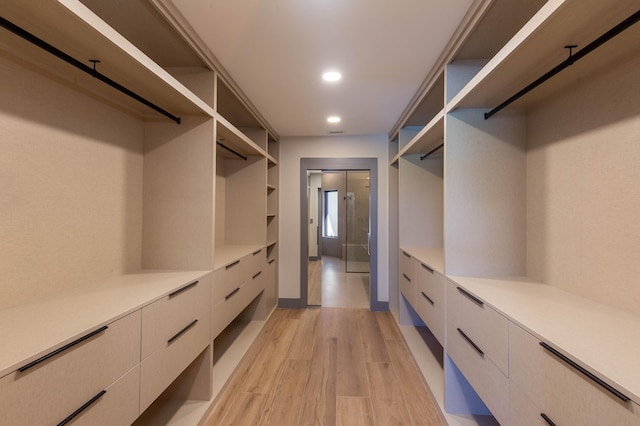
(168, 319, 198, 344)
(402, 251, 411, 258)
(253, 249, 262, 256)
(540, 413, 556, 426)
(402, 273, 411, 282)
(226, 260, 240, 269)
(19, 326, 108, 372)
(268, 258, 276, 264)
(253, 271, 262, 279)
(225, 287, 241, 300)
(540, 341, 630, 402)
(456, 287, 484, 307)
(421, 291, 434, 305)
(457, 328, 484, 357)
(168, 280, 198, 298)
(57, 389, 106, 426)
(421, 263, 434, 273)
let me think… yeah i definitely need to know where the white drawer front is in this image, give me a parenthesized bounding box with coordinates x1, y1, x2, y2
(140, 308, 210, 413)
(415, 264, 444, 345)
(509, 323, 640, 426)
(399, 250, 414, 281)
(447, 280, 508, 375)
(214, 255, 247, 305)
(141, 274, 211, 359)
(399, 268, 416, 308)
(67, 365, 141, 426)
(0, 311, 141, 426)
(211, 271, 264, 339)
(447, 316, 509, 425)
(510, 383, 548, 426)
(246, 248, 266, 277)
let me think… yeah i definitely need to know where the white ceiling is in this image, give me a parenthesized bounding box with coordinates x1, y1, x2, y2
(169, 0, 473, 137)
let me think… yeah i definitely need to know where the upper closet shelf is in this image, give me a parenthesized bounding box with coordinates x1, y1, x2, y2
(0, 0, 214, 121)
(447, 0, 640, 114)
(217, 116, 269, 159)
(391, 110, 444, 165)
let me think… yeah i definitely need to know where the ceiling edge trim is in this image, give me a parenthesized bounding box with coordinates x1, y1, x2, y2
(388, 0, 495, 141)
(149, 0, 280, 141)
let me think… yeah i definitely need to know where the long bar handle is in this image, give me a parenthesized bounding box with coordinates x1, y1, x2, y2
(540, 341, 630, 402)
(57, 390, 106, 426)
(457, 328, 484, 357)
(540, 413, 556, 426)
(421, 263, 434, 273)
(168, 280, 198, 298)
(19, 326, 108, 372)
(402, 251, 411, 258)
(225, 287, 241, 300)
(226, 260, 240, 269)
(402, 273, 411, 282)
(456, 287, 484, 307)
(253, 271, 262, 279)
(168, 319, 198, 344)
(421, 291, 435, 305)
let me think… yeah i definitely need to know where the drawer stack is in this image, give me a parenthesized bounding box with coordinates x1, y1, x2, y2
(446, 280, 509, 425)
(0, 312, 141, 426)
(212, 248, 266, 338)
(415, 261, 445, 345)
(399, 250, 416, 307)
(509, 323, 640, 426)
(140, 275, 211, 412)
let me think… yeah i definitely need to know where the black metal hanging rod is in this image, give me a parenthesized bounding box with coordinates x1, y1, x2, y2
(420, 143, 444, 161)
(216, 140, 248, 160)
(0, 16, 181, 124)
(484, 9, 640, 120)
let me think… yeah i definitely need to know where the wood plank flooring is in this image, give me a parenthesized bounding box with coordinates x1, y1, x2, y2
(203, 308, 445, 426)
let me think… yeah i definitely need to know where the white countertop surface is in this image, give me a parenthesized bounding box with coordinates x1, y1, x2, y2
(448, 275, 640, 406)
(0, 269, 210, 377)
(400, 247, 444, 274)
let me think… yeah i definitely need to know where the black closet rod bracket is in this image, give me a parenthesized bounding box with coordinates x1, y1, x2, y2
(217, 140, 248, 160)
(0, 16, 181, 125)
(484, 9, 640, 120)
(420, 142, 444, 161)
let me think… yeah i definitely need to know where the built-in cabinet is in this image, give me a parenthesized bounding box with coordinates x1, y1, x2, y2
(0, 1, 278, 424)
(392, 0, 640, 424)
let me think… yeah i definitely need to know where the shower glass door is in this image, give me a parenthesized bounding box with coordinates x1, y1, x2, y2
(345, 171, 370, 273)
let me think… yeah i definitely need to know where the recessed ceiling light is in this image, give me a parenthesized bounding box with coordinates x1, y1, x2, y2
(322, 71, 342, 82)
(327, 116, 341, 123)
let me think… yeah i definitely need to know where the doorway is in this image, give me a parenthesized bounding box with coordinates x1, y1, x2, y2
(308, 170, 371, 307)
(300, 158, 382, 311)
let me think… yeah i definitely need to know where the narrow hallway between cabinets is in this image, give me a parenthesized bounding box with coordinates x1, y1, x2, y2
(203, 307, 444, 425)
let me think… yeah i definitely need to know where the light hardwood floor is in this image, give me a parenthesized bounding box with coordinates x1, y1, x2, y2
(203, 307, 445, 425)
(308, 257, 370, 308)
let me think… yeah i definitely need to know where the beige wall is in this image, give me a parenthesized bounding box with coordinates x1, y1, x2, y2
(526, 52, 640, 315)
(278, 134, 389, 301)
(0, 53, 144, 310)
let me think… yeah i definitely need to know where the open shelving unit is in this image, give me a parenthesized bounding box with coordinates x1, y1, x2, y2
(390, 0, 640, 424)
(0, 0, 280, 425)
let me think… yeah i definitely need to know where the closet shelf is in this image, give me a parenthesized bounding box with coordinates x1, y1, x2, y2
(0, 0, 213, 121)
(217, 116, 269, 159)
(391, 110, 445, 165)
(447, 0, 640, 113)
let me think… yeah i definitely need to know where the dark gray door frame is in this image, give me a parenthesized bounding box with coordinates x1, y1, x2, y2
(283, 157, 385, 311)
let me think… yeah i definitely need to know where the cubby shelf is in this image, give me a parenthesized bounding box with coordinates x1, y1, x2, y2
(390, 110, 444, 165)
(1, 0, 213, 121)
(448, 0, 640, 112)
